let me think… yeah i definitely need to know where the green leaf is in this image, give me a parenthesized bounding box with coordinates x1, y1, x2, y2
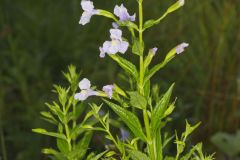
(45, 102, 65, 123)
(164, 156, 175, 160)
(42, 148, 67, 160)
(211, 130, 240, 157)
(57, 138, 70, 154)
(143, 49, 156, 69)
(129, 150, 150, 160)
(132, 38, 144, 56)
(151, 84, 174, 134)
(143, 0, 184, 30)
(144, 46, 178, 85)
(128, 91, 147, 109)
(110, 55, 138, 80)
(69, 131, 93, 159)
(118, 21, 139, 31)
(98, 9, 118, 21)
(103, 99, 146, 141)
(180, 143, 202, 160)
(162, 102, 175, 119)
(90, 150, 108, 160)
(114, 84, 128, 98)
(182, 121, 201, 141)
(143, 19, 156, 30)
(104, 151, 116, 157)
(32, 128, 67, 140)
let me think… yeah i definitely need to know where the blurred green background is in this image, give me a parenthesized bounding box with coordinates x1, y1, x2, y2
(0, 0, 239, 159)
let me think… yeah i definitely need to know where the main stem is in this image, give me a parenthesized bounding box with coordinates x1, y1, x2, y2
(138, 2, 155, 160)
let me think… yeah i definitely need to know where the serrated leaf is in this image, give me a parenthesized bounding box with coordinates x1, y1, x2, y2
(32, 128, 66, 140)
(129, 150, 150, 160)
(103, 99, 146, 141)
(151, 84, 174, 134)
(110, 54, 138, 80)
(128, 91, 147, 109)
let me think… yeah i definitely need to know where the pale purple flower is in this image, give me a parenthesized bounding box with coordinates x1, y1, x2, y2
(179, 0, 185, 6)
(120, 128, 130, 141)
(112, 22, 119, 29)
(99, 47, 106, 58)
(110, 29, 122, 40)
(74, 78, 98, 101)
(99, 28, 129, 58)
(79, 0, 99, 25)
(79, 78, 91, 90)
(114, 4, 136, 22)
(102, 85, 114, 99)
(150, 47, 158, 56)
(176, 42, 189, 54)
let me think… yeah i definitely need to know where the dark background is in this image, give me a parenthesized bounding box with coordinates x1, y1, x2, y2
(0, 0, 240, 159)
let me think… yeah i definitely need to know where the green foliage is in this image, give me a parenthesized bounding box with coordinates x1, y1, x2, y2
(211, 130, 240, 158)
(33, 65, 95, 160)
(3, 0, 238, 158)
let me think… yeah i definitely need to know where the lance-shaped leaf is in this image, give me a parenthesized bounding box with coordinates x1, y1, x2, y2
(132, 38, 144, 56)
(32, 128, 67, 140)
(69, 131, 93, 159)
(42, 148, 67, 160)
(103, 99, 147, 141)
(143, 45, 178, 85)
(129, 150, 150, 160)
(110, 55, 138, 80)
(151, 84, 174, 134)
(98, 9, 118, 21)
(118, 21, 139, 31)
(143, 0, 185, 30)
(128, 91, 147, 109)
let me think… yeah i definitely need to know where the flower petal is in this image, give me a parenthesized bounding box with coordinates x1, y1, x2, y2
(74, 90, 89, 101)
(108, 40, 121, 54)
(110, 29, 122, 40)
(102, 85, 114, 99)
(150, 47, 158, 56)
(99, 47, 106, 58)
(119, 41, 129, 54)
(176, 42, 189, 54)
(79, 11, 92, 25)
(81, 0, 94, 12)
(114, 4, 135, 22)
(179, 0, 185, 6)
(79, 78, 91, 90)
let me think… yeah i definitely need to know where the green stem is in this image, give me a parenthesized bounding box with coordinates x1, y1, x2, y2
(72, 102, 77, 149)
(138, 1, 155, 160)
(98, 116, 126, 158)
(64, 123, 72, 151)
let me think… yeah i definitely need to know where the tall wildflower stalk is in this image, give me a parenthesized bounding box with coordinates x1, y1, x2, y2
(33, 0, 215, 159)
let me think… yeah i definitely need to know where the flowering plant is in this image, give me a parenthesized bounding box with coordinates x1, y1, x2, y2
(33, 0, 214, 159)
